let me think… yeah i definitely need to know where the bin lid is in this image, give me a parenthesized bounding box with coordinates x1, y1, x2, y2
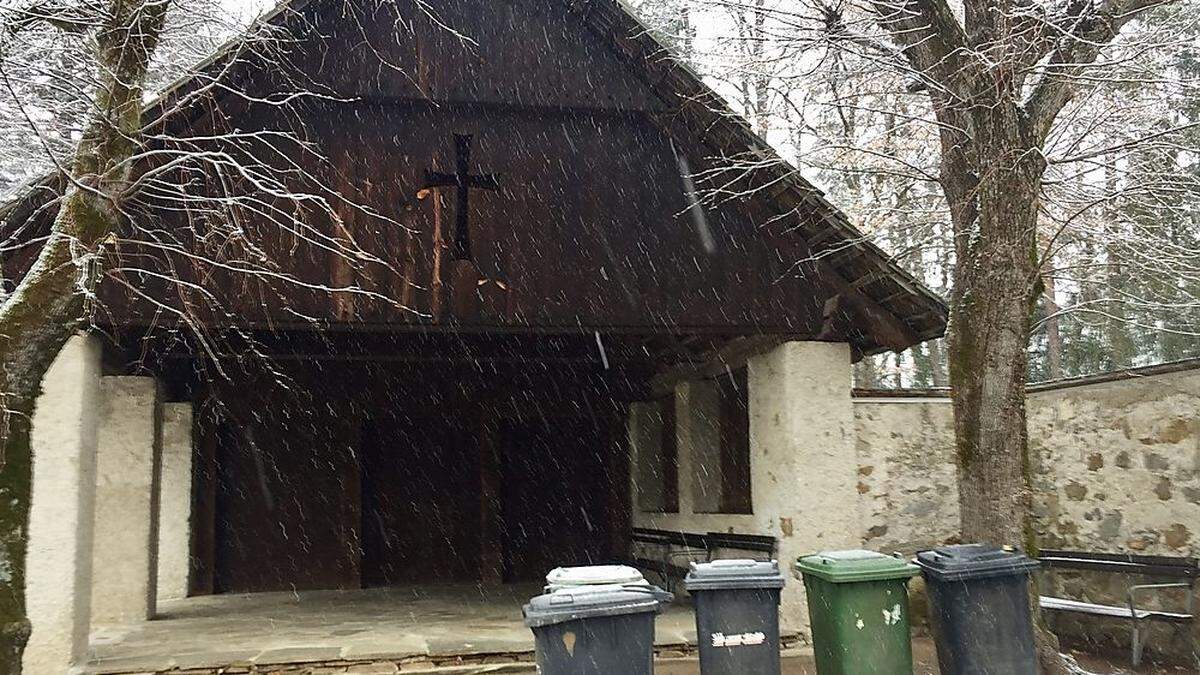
(683, 559, 786, 591)
(795, 549, 919, 583)
(522, 584, 672, 628)
(914, 544, 1040, 582)
(544, 565, 646, 589)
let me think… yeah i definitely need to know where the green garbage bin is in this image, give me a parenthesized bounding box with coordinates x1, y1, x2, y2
(795, 550, 920, 675)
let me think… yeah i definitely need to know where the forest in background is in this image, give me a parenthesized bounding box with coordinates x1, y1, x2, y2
(629, 0, 1200, 387)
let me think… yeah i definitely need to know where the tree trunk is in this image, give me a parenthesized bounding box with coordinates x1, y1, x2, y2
(0, 0, 168, 667)
(945, 136, 1069, 673)
(0, 185, 123, 672)
(1042, 272, 1063, 380)
(0, 398, 35, 672)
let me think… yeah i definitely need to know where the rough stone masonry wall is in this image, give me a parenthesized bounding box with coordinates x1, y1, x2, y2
(853, 392, 958, 554)
(854, 361, 1200, 660)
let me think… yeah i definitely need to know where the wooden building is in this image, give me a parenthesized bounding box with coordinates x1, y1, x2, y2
(15, 0, 946, 670)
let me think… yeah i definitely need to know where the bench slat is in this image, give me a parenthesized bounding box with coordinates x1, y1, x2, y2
(1039, 550, 1199, 578)
(1040, 549, 1199, 567)
(1039, 556, 1199, 579)
(705, 532, 776, 554)
(1040, 597, 1194, 624)
(631, 528, 709, 549)
(1041, 596, 1146, 619)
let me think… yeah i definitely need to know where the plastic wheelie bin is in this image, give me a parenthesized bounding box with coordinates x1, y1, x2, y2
(795, 549, 920, 675)
(684, 559, 786, 675)
(915, 544, 1040, 675)
(523, 573, 672, 675)
(545, 564, 649, 591)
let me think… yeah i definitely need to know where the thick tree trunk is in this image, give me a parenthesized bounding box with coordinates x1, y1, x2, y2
(948, 189, 1038, 548)
(945, 136, 1069, 673)
(0, 0, 168, 668)
(0, 186, 123, 673)
(0, 399, 35, 672)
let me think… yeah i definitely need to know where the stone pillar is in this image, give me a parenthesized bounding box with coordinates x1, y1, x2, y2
(676, 379, 720, 514)
(90, 377, 161, 625)
(747, 341, 861, 636)
(25, 334, 103, 675)
(156, 403, 192, 603)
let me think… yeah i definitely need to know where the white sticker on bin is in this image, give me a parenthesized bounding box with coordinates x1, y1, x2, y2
(883, 604, 904, 626)
(711, 632, 767, 648)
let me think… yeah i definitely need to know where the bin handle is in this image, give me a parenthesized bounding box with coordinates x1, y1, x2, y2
(619, 585, 674, 604)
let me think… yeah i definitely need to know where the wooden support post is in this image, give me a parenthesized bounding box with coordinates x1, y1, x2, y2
(449, 258, 481, 321)
(478, 402, 503, 584)
(607, 401, 632, 561)
(190, 394, 218, 596)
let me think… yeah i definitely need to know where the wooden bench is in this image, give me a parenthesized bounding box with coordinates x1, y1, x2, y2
(630, 527, 709, 591)
(705, 531, 777, 560)
(1037, 549, 1198, 667)
(629, 527, 779, 592)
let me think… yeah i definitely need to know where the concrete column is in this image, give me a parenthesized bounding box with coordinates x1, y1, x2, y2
(90, 377, 161, 625)
(676, 379, 720, 514)
(156, 403, 192, 603)
(747, 341, 861, 636)
(25, 334, 102, 675)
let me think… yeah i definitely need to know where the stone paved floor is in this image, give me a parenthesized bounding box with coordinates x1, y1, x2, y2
(86, 584, 740, 674)
(85, 586, 1191, 674)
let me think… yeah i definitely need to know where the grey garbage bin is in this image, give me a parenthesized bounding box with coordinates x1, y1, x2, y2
(915, 544, 1041, 675)
(544, 564, 649, 591)
(684, 559, 786, 675)
(524, 583, 673, 675)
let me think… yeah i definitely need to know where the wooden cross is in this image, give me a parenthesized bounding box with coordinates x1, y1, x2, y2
(421, 134, 500, 262)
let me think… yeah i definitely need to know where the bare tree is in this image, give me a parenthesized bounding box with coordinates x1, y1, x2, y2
(0, 0, 421, 666)
(634, 0, 1199, 667)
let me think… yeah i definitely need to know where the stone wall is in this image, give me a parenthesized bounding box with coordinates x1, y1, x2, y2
(852, 360, 1200, 661)
(628, 357, 1199, 657)
(1027, 365, 1199, 558)
(853, 392, 958, 553)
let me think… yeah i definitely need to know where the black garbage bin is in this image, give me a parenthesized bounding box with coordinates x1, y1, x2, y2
(684, 559, 786, 675)
(915, 544, 1041, 675)
(523, 582, 672, 675)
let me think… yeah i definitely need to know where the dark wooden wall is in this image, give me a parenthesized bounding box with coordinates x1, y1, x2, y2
(190, 357, 631, 593)
(78, 0, 835, 336)
(114, 100, 827, 333)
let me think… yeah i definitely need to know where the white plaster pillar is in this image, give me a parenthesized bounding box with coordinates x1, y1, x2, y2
(747, 341, 861, 637)
(25, 334, 102, 675)
(90, 377, 161, 625)
(155, 403, 192, 603)
(676, 379, 720, 514)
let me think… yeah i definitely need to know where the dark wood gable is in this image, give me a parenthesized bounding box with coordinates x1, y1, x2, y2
(4, 0, 944, 353)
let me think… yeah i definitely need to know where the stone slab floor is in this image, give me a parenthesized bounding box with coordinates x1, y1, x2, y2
(86, 584, 763, 674)
(86, 586, 1192, 674)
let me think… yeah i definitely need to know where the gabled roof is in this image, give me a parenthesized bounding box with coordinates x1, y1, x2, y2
(5, 0, 948, 354)
(588, 0, 947, 349)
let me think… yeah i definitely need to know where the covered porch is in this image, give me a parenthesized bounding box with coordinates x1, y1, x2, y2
(85, 584, 718, 673)
(25, 330, 864, 673)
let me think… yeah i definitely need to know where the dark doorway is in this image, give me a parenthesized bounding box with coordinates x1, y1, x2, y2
(210, 390, 361, 594)
(202, 361, 627, 593)
(357, 402, 481, 586)
(497, 401, 615, 582)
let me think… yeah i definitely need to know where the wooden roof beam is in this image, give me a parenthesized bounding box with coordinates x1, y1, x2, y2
(648, 334, 793, 397)
(819, 261, 919, 353)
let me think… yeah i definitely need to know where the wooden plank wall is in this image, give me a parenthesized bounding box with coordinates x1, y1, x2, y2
(188, 357, 632, 593)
